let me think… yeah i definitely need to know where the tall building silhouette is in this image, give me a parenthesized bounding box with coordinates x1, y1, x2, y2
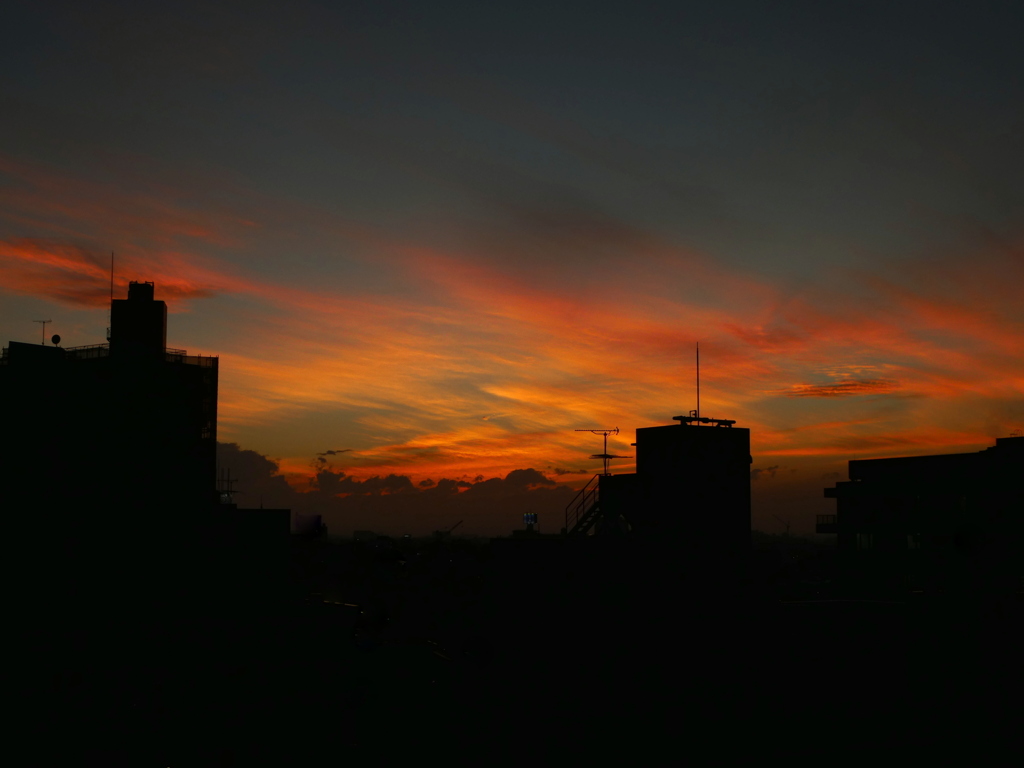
(820, 437, 1024, 595)
(1, 281, 218, 603)
(567, 414, 752, 576)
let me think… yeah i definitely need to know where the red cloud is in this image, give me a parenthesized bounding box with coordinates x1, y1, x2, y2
(4, 150, 1022, 490)
(0, 239, 221, 308)
(782, 379, 900, 398)
(0, 240, 110, 307)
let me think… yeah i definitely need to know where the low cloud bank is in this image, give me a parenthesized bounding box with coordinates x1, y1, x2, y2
(216, 442, 576, 537)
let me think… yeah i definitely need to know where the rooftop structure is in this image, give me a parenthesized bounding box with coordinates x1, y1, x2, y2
(565, 414, 752, 573)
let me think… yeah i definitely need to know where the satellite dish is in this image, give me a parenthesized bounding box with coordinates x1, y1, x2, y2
(51, 334, 61, 346)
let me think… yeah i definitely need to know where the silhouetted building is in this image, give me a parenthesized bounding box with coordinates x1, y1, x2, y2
(567, 414, 752, 575)
(820, 437, 1024, 596)
(1, 281, 218, 604)
(209, 504, 292, 605)
(293, 513, 327, 538)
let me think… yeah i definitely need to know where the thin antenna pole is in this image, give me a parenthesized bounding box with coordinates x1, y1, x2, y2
(33, 319, 52, 344)
(696, 342, 700, 420)
(106, 252, 114, 343)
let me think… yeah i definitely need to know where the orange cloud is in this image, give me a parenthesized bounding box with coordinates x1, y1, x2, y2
(3, 152, 1022, 495)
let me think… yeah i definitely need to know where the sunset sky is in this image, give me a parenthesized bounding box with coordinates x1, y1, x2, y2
(2, 1, 1022, 534)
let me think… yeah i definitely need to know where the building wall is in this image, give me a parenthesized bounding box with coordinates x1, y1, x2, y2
(824, 437, 1023, 595)
(633, 424, 751, 549)
(2, 292, 219, 610)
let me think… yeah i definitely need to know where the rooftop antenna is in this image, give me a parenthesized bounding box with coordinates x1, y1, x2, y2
(107, 252, 114, 342)
(674, 343, 738, 427)
(575, 427, 630, 476)
(33, 319, 53, 345)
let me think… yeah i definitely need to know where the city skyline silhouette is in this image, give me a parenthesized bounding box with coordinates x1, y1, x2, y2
(2, 3, 1022, 541)
(2, 3, 1022, 760)
(5, 276, 1021, 538)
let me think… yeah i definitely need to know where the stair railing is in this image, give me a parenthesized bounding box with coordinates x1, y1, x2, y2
(565, 474, 601, 534)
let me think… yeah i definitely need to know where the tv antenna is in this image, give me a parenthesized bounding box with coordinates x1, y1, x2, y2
(33, 319, 53, 345)
(575, 427, 631, 476)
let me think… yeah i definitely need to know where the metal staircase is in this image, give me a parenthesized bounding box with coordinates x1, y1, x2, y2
(565, 474, 602, 536)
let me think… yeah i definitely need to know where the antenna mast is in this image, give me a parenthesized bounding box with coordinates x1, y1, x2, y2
(33, 319, 53, 345)
(107, 252, 114, 342)
(574, 427, 630, 476)
(696, 342, 700, 420)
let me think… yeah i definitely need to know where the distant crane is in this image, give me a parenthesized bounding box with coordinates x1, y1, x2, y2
(575, 427, 631, 476)
(33, 319, 52, 345)
(433, 520, 463, 539)
(773, 514, 791, 536)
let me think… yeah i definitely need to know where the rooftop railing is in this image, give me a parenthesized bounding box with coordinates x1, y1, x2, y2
(165, 350, 217, 367)
(816, 514, 838, 534)
(6, 342, 218, 367)
(63, 343, 112, 360)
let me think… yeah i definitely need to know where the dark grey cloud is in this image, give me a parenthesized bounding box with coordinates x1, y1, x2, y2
(216, 441, 298, 509)
(750, 465, 780, 482)
(503, 468, 555, 488)
(422, 479, 472, 495)
(310, 469, 416, 497)
(217, 443, 571, 534)
(209, 444, 573, 534)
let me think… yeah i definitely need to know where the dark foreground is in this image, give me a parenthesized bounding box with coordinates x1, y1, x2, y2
(22, 537, 1022, 763)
